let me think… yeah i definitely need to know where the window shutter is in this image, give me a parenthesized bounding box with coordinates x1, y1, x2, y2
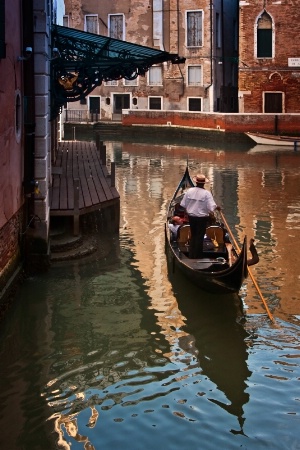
(110, 15, 123, 40)
(187, 11, 202, 47)
(257, 29, 272, 57)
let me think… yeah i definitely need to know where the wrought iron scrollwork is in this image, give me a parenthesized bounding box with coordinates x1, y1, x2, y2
(50, 25, 185, 120)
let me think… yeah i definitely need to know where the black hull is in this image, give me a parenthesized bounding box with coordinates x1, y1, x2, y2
(165, 226, 248, 294)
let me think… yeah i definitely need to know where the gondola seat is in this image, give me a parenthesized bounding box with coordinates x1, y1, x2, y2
(204, 226, 228, 257)
(177, 224, 191, 254)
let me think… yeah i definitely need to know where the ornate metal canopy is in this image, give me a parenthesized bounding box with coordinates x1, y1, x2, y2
(51, 25, 185, 119)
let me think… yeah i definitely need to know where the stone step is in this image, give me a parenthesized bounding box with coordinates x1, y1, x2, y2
(50, 234, 83, 253)
(50, 236, 98, 262)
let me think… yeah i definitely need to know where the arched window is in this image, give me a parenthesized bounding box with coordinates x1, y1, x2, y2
(257, 11, 273, 58)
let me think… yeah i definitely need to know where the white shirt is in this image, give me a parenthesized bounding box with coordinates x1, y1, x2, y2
(180, 187, 217, 217)
(168, 223, 181, 239)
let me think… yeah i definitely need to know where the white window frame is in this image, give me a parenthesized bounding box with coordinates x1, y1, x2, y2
(104, 80, 118, 86)
(187, 65, 202, 86)
(84, 14, 99, 34)
(148, 66, 163, 86)
(187, 97, 202, 112)
(186, 10, 203, 48)
(254, 11, 274, 59)
(148, 96, 163, 110)
(108, 14, 125, 40)
(124, 77, 138, 86)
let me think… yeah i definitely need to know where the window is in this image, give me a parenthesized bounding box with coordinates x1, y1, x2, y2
(188, 66, 202, 86)
(186, 11, 203, 47)
(114, 94, 130, 113)
(149, 97, 162, 110)
(109, 14, 124, 40)
(85, 15, 98, 34)
(63, 15, 69, 27)
(124, 77, 138, 86)
(257, 12, 272, 58)
(188, 97, 202, 111)
(148, 66, 162, 86)
(216, 13, 221, 49)
(105, 80, 118, 86)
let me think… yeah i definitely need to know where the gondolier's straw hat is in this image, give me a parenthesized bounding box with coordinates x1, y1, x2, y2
(193, 174, 209, 184)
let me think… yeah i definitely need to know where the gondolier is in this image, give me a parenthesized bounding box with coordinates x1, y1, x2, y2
(180, 174, 221, 258)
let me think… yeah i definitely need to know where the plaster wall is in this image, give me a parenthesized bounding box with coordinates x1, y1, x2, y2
(0, 0, 23, 230)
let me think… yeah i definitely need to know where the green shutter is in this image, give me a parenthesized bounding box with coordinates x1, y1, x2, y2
(257, 29, 272, 58)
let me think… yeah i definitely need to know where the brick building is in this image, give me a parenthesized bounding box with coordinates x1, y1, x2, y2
(0, 0, 24, 299)
(63, 0, 238, 121)
(0, 1, 64, 307)
(238, 0, 300, 113)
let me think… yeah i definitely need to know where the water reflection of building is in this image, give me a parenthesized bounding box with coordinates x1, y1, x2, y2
(106, 141, 300, 319)
(104, 141, 252, 432)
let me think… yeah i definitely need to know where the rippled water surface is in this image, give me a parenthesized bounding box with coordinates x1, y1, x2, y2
(0, 140, 300, 449)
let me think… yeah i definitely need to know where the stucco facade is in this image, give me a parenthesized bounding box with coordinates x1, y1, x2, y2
(63, 0, 238, 120)
(238, 0, 300, 113)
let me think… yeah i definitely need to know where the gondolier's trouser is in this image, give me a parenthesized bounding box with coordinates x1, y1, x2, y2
(188, 215, 209, 258)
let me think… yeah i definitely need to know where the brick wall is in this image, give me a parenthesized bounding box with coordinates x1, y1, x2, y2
(239, 1, 300, 113)
(122, 110, 300, 134)
(0, 208, 23, 294)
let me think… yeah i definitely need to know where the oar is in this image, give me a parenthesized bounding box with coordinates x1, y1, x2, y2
(219, 210, 275, 323)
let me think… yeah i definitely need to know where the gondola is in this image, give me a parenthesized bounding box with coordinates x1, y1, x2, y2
(165, 167, 259, 294)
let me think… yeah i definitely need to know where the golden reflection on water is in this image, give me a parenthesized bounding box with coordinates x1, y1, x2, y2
(41, 141, 300, 448)
(108, 141, 300, 323)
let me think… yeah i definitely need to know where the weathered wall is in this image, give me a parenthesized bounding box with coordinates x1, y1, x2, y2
(122, 110, 300, 134)
(0, 0, 24, 292)
(63, 0, 238, 118)
(239, 0, 300, 113)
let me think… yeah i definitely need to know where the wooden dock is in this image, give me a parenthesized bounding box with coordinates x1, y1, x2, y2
(50, 140, 120, 235)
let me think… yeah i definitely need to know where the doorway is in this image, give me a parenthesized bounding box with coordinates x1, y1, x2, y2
(89, 96, 100, 121)
(113, 94, 130, 120)
(264, 92, 283, 113)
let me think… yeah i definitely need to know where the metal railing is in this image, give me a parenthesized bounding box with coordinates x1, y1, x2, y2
(64, 110, 100, 123)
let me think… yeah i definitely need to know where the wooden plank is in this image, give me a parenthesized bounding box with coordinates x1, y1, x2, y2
(59, 176, 68, 210)
(77, 142, 93, 208)
(89, 144, 115, 201)
(89, 145, 109, 203)
(51, 175, 60, 210)
(72, 141, 84, 209)
(73, 178, 80, 236)
(88, 144, 107, 203)
(65, 145, 74, 209)
(83, 142, 100, 205)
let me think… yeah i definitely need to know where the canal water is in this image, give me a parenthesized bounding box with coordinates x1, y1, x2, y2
(0, 139, 300, 450)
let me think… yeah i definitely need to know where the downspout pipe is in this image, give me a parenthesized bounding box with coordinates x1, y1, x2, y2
(205, 0, 213, 94)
